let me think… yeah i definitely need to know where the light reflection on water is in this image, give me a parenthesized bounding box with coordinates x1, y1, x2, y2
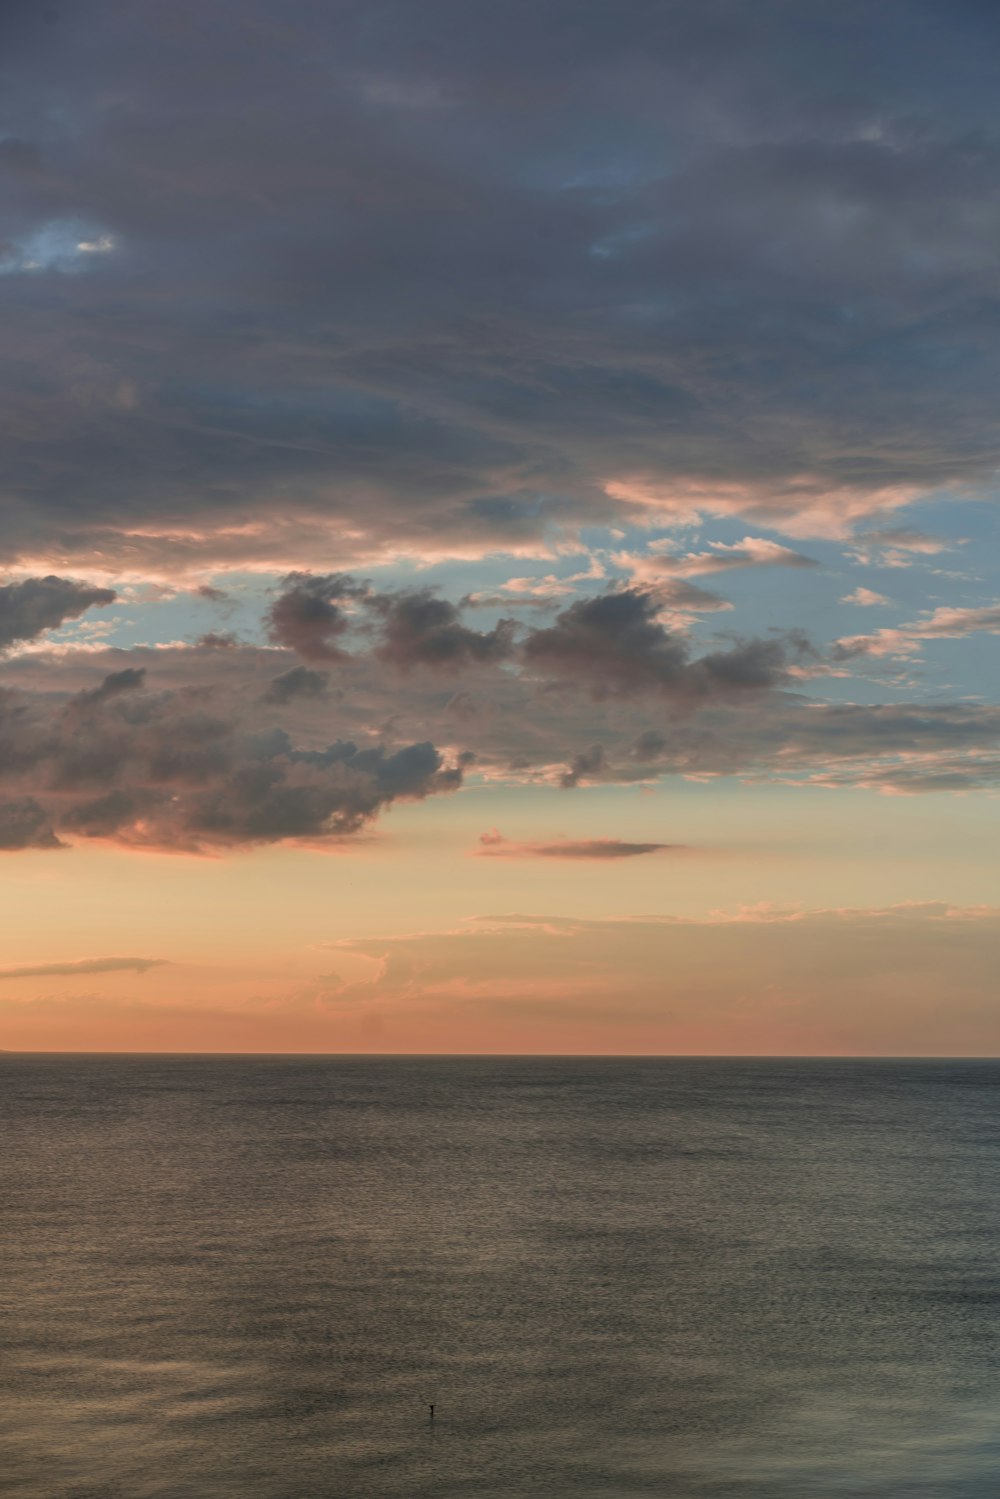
(3, 1055, 1000, 1497)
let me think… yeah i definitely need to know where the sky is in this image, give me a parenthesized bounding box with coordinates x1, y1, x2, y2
(1, 0, 999, 1053)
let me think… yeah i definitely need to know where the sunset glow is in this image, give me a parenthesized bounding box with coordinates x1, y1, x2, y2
(1, 0, 999, 1054)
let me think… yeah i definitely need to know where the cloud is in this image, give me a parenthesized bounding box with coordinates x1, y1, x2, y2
(0, 576, 116, 650)
(603, 478, 921, 542)
(0, 957, 167, 980)
(2, 3, 1000, 572)
(263, 665, 329, 703)
(835, 601, 1000, 658)
(618, 536, 818, 584)
(559, 744, 607, 789)
(466, 562, 608, 608)
(266, 574, 519, 671)
(8, 901, 1000, 1054)
(11, 633, 1000, 802)
(265, 574, 365, 661)
(73, 665, 146, 708)
(320, 904, 1000, 1054)
(371, 590, 516, 672)
(0, 797, 62, 850)
(601, 697, 1000, 794)
(913, 604, 1000, 638)
(648, 580, 734, 614)
(0, 665, 464, 851)
(849, 527, 955, 567)
(832, 631, 917, 661)
(196, 631, 240, 650)
(0, 0, 997, 907)
(522, 588, 807, 701)
(462, 591, 565, 611)
(477, 830, 677, 859)
(631, 729, 668, 762)
(4, 590, 1000, 865)
(841, 587, 890, 606)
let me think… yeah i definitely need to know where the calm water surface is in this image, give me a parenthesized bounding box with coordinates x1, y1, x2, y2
(3, 1056, 1000, 1497)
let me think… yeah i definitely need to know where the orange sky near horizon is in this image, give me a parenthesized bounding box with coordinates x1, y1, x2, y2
(2, 782, 997, 1055)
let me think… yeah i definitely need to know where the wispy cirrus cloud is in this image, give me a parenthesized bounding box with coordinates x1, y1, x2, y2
(847, 527, 957, 568)
(617, 536, 819, 584)
(836, 602, 1000, 659)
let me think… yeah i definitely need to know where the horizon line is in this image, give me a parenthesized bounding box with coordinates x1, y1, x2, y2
(3, 1050, 999, 1061)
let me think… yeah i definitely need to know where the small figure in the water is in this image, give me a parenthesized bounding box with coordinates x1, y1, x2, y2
(429, 1403, 435, 1422)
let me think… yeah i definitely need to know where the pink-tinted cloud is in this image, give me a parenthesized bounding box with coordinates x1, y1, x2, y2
(836, 601, 1000, 658)
(848, 527, 957, 567)
(605, 478, 921, 539)
(841, 587, 890, 606)
(617, 535, 818, 583)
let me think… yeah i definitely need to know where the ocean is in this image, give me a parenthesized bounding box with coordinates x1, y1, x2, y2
(2, 1055, 1000, 1497)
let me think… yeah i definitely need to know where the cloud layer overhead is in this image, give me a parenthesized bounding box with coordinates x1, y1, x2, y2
(2, 0, 1000, 573)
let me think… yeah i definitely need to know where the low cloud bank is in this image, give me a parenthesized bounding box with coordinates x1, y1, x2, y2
(0, 667, 464, 851)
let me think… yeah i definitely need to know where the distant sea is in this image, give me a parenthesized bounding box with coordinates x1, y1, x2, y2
(3, 1056, 1000, 1497)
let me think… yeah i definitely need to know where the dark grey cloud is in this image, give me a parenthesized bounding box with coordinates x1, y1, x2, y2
(0, 665, 464, 850)
(0, 1, 997, 571)
(524, 592, 688, 698)
(74, 665, 146, 708)
(631, 729, 668, 761)
(6, 638, 1000, 815)
(522, 588, 804, 702)
(266, 574, 517, 671)
(372, 590, 516, 672)
(600, 699, 1000, 792)
(0, 796, 61, 850)
(265, 573, 367, 661)
(560, 744, 607, 789)
(0, 577, 116, 649)
(60, 788, 152, 838)
(185, 737, 459, 844)
(196, 631, 240, 650)
(263, 665, 329, 704)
